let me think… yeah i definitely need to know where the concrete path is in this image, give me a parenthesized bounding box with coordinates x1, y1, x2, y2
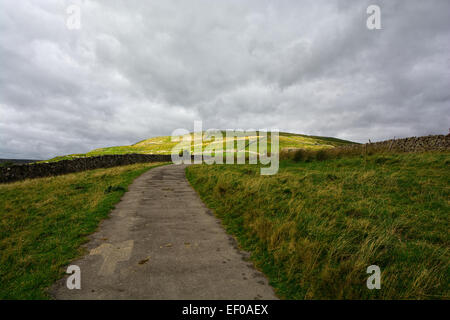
(51, 164, 277, 299)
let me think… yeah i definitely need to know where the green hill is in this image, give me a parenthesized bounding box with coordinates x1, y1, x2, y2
(48, 132, 356, 162)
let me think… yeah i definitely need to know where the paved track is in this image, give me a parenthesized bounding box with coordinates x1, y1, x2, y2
(51, 164, 277, 299)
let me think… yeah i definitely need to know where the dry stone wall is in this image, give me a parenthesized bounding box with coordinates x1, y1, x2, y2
(0, 154, 172, 184)
(339, 134, 450, 153)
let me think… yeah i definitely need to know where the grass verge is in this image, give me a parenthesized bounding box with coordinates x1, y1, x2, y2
(186, 152, 449, 299)
(0, 162, 166, 299)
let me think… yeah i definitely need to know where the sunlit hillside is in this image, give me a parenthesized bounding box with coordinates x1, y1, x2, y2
(48, 132, 355, 162)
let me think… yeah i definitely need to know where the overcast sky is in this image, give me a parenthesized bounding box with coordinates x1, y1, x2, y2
(1, 0, 449, 159)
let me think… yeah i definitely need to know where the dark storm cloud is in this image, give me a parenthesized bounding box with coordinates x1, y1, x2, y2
(1, 0, 449, 159)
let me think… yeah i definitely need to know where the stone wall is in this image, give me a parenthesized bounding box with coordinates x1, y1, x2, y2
(0, 154, 172, 184)
(0, 159, 38, 165)
(339, 134, 450, 153)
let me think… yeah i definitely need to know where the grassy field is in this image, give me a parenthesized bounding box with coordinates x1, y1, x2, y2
(186, 152, 450, 299)
(0, 162, 166, 299)
(46, 132, 355, 162)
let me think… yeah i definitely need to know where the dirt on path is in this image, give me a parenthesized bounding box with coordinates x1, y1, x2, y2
(51, 164, 277, 299)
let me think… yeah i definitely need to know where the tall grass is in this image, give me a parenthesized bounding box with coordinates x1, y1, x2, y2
(186, 152, 450, 299)
(281, 146, 363, 162)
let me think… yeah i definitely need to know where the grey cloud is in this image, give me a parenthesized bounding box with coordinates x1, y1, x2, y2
(0, 0, 449, 159)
